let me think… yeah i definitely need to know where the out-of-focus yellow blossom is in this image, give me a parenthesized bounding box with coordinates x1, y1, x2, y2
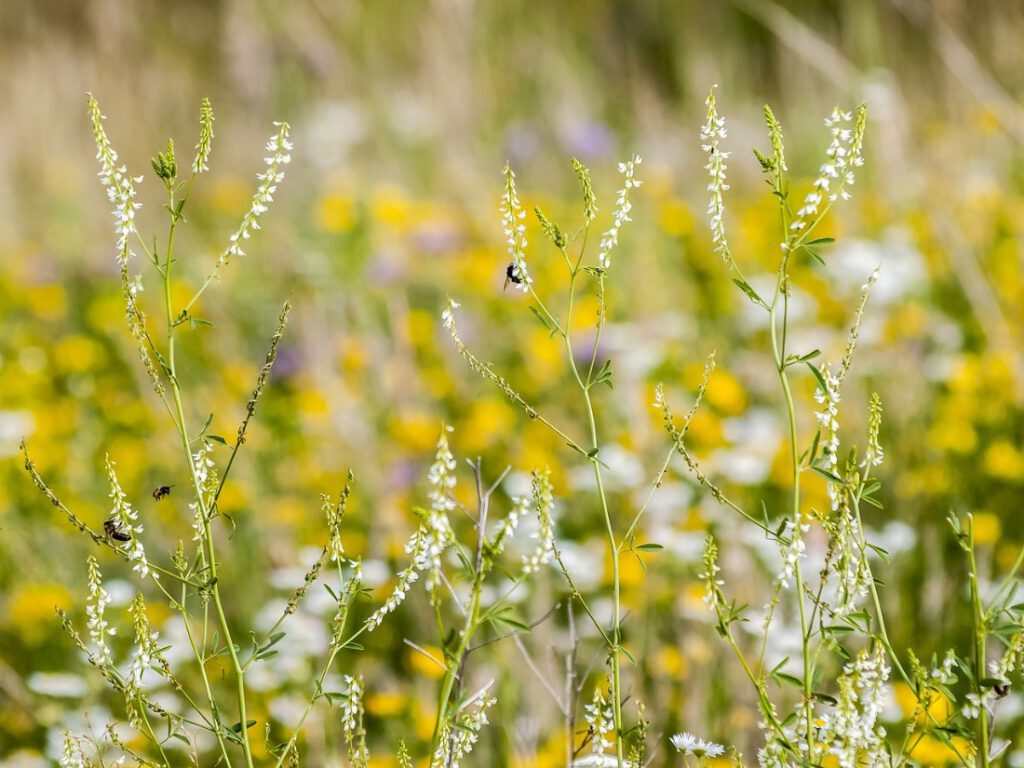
(366, 690, 407, 717)
(926, 410, 977, 455)
(683, 583, 707, 612)
(338, 337, 368, 373)
(54, 335, 103, 374)
(414, 700, 438, 741)
(453, 246, 501, 292)
(682, 508, 708, 532)
(316, 192, 357, 233)
(26, 283, 67, 321)
(86, 292, 125, 331)
(685, 410, 724, 450)
(223, 362, 258, 400)
(406, 308, 436, 350)
(217, 480, 246, 514)
(208, 178, 251, 214)
(8, 583, 72, 642)
(271, 497, 309, 527)
(461, 397, 516, 453)
(983, 441, 1024, 481)
(907, 734, 971, 766)
(704, 369, 747, 416)
(570, 293, 600, 332)
(526, 326, 563, 385)
(297, 386, 329, 417)
(659, 199, 694, 238)
(652, 645, 687, 677)
(971, 511, 1002, 545)
(406, 644, 446, 679)
(390, 411, 440, 452)
(372, 186, 411, 232)
(893, 681, 953, 724)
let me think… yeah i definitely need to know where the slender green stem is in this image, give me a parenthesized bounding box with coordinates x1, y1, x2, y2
(968, 517, 991, 768)
(769, 282, 814, 760)
(160, 181, 255, 768)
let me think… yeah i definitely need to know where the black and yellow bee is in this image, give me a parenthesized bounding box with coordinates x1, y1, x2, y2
(104, 517, 131, 542)
(504, 263, 523, 291)
(152, 485, 174, 501)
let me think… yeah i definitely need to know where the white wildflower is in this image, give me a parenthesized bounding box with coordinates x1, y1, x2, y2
(862, 392, 884, 468)
(818, 645, 890, 768)
(89, 95, 143, 265)
(584, 686, 615, 756)
(790, 105, 867, 233)
(220, 122, 292, 264)
(189, 440, 216, 544)
(701, 536, 725, 611)
(441, 298, 460, 330)
(813, 363, 842, 511)
(491, 492, 530, 555)
(126, 594, 162, 701)
(366, 427, 458, 630)
(597, 154, 642, 269)
(775, 518, 809, 590)
(670, 732, 726, 759)
(341, 674, 369, 766)
(59, 731, 86, 768)
(192, 97, 215, 174)
(85, 556, 116, 666)
(700, 86, 731, 263)
(432, 693, 496, 768)
(501, 163, 531, 291)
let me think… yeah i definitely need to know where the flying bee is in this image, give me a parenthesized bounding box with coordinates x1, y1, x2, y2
(504, 263, 523, 291)
(152, 485, 174, 501)
(103, 517, 131, 542)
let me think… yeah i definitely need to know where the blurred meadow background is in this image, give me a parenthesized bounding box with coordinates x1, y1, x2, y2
(1, 1, 1024, 765)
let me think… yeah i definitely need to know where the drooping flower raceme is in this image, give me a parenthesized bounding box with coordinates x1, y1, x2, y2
(597, 154, 642, 269)
(88, 95, 143, 265)
(501, 163, 532, 291)
(220, 122, 292, 265)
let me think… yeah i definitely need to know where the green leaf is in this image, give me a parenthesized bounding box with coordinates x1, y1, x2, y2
(635, 543, 664, 552)
(732, 278, 766, 307)
(207, 433, 228, 446)
(591, 359, 614, 390)
(804, 237, 835, 246)
(803, 247, 826, 266)
(811, 465, 844, 484)
(528, 305, 561, 338)
(805, 362, 828, 393)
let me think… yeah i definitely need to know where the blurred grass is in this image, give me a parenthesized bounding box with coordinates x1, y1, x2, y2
(1, 1, 1023, 764)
